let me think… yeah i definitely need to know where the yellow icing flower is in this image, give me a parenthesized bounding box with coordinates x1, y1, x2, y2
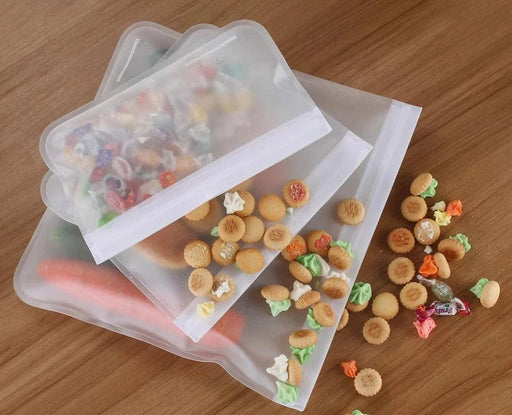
(434, 210, 451, 226)
(197, 301, 215, 318)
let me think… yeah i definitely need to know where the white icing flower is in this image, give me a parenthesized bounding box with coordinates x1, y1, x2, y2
(219, 242, 236, 259)
(424, 245, 433, 254)
(419, 221, 435, 238)
(223, 191, 245, 214)
(197, 301, 214, 318)
(290, 281, 311, 301)
(430, 201, 446, 212)
(317, 255, 331, 277)
(212, 281, 231, 298)
(327, 271, 350, 284)
(266, 354, 289, 382)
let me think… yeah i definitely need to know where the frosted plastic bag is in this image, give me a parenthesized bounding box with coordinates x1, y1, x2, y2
(43, 120, 371, 343)
(39, 21, 333, 264)
(22, 22, 421, 410)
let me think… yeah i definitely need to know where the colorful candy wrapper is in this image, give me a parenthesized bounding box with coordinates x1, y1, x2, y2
(416, 304, 435, 323)
(417, 275, 454, 302)
(414, 317, 437, 339)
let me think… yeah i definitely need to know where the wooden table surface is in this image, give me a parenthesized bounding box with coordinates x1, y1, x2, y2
(1, 1, 511, 414)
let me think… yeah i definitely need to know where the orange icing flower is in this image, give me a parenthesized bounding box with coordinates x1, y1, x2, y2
(419, 255, 438, 277)
(159, 170, 177, 188)
(286, 240, 307, 262)
(446, 200, 462, 216)
(341, 360, 359, 378)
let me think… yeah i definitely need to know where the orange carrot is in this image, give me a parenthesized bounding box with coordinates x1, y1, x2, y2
(38, 259, 244, 347)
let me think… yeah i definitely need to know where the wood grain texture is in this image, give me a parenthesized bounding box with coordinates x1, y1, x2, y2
(1, 0, 511, 414)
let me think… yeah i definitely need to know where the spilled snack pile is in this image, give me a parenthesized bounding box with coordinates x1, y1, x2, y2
(337, 172, 500, 410)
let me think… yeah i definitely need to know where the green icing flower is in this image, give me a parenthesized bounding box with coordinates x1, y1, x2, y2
(470, 278, 489, 299)
(98, 211, 117, 227)
(266, 299, 291, 317)
(290, 344, 316, 364)
(286, 207, 294, 215)
(330, 240, 353, 257)
(82, 181, 91, 197)
(349, 282, 372, 304)
(210, 226, 219, 237)
(450, 233, 471, 251)
(234, 262, 240, 271)
(296, 253, 321, 277)
(307, 308, 323, 330)
(352, 411, 369, 415)
(276, 381, 298, 404)
(420, 178, 438, 198)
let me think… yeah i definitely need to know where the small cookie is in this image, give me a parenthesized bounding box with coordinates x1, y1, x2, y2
(241, 215, 265, 243)
(328, 245, 352, 270)
(218, 215, 246, 242)
(184, 240, 211, 268)
(185, 201, 211, 222)
(414, 218, 441, 245)
(388, 257, 415, 285)
(363, 317, 391, 345)
(295, 290, 321, 309)
(400, 196, 427, 222)
(263, 224, 292, 251)
(287, 359, 302, 386)
(261, 284, 290, 301)
(371, 292, 399, 320)
(354, 368, 382, 397)
(234, 190, 255, 217)
(235, 248, 264, 274)
(346, 301, 369, 312)
(188, 268, 214, 297)
(387, 228, 415, 254)
(400, 282, 428, 310)
(433, 252, 451, 279)
(480, 280, 500, 308)
(283, 179, 310, 208)
(336, 309, 349, 331)
(438, 238, 466, 261)
(312, 302, 335, 327)
(306, 230, 333, 257)
(289, 261, 313, 283)
(258, 194, 286, 222)
(281, 235, 307, 262)
(211, 238, 239, 266)
(289, 329, 318, 349)
(410, 172, 433, 196)
(337, 198, 365, 225)
(184, 199, 223, 234)
(322, 277, 349, 299)
(209, 275, 235, 302)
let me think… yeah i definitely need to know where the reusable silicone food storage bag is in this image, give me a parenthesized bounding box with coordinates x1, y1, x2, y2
(23, 22, 422, 410)
(43, 118, 371, 344)
(20, 90, 420, 412)
(40, 24, 372, 342)
(39, 21, 334, 264)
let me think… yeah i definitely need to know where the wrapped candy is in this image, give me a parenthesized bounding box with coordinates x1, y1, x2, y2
(417, 275, 453, 302)
(414, 317, 436, 339)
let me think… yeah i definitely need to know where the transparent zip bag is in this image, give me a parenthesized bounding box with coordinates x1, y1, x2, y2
(40, 24, 372, 342)
(39, 20, 334, 264)
(23, 22, 421, 410)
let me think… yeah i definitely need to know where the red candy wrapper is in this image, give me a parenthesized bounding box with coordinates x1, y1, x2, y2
(414, 317, 437, 339)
